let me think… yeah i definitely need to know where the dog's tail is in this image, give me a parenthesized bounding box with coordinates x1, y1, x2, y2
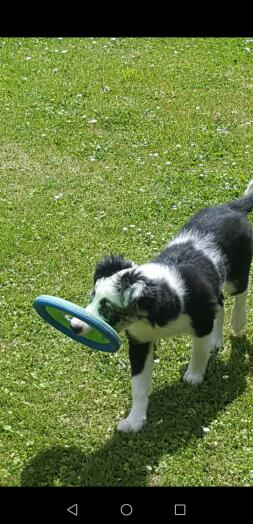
(229, 179, 253, 213)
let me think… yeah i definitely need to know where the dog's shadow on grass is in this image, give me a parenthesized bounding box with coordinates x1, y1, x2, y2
(21, 335, 253, 486)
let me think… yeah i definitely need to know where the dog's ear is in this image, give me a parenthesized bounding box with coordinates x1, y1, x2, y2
(94, 254, 135, 283)
(120, 273, 181, 326)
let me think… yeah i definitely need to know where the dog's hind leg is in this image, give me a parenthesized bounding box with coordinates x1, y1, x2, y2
(226, 279, 250, 335)
(117, 338, 154, 433)
(213, 303, 225, 351)
(231, 288, 249, 335)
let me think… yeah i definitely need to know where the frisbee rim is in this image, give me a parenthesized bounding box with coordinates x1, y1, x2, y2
(33, 295, 121, 352)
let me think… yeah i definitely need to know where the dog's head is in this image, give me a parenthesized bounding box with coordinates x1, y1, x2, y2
(70, 255, 181, 335)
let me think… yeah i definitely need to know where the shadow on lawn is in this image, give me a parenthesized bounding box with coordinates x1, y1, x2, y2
(21, 335, 253, 486)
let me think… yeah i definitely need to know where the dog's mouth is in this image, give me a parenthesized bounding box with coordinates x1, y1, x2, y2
(69, 303, 139, 336)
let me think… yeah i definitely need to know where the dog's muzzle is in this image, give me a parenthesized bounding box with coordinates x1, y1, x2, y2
(70, 317, 91, 335)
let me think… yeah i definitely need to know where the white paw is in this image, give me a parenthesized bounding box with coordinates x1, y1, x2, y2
(183, 369, 204, 385)
(117, 416, 146, 433)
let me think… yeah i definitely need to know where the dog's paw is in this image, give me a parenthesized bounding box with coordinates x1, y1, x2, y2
(117, 416, 146, 433)
(183, 369, 204, 385)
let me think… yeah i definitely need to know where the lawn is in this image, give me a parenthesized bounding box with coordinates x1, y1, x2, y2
(0, 37, 252, 487)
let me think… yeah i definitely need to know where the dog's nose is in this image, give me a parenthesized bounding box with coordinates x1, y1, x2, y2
(70, 318, 92, 335)
(70, 318, 84, 335)
(71, 324, 83, 334)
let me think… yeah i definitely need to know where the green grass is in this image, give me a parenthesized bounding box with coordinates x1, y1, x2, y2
(0, 37, 253, 487)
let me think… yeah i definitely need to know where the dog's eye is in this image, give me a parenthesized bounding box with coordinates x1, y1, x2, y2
(98, 298, 122, 327)
(99, 298, 113, 317)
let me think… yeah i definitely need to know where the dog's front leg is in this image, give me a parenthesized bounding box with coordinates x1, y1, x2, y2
(117, 338, 154, 433)
(184, 331, 215, 385)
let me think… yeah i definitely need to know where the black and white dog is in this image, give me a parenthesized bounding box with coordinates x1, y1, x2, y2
(71, 180, 253, 432)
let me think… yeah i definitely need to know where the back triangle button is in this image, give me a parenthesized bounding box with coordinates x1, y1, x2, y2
(67, 504, 78, 516)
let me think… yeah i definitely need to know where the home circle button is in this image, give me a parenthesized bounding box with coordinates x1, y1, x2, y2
(120, 503, 133, 516)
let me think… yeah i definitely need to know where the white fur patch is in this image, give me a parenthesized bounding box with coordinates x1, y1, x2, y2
(139, 263, 185, 307)
(86, 275, 122, 317)
(184, 331, 215, 384)
(169, 229, 223, 274)
(117, 344, 154, 432)
(127, 313, 194, 343)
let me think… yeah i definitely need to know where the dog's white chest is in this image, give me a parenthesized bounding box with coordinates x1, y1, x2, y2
(127, 313, 194, 343)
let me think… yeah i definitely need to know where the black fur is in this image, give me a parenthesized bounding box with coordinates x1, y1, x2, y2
(98, 298, 122, 326)
(81, 187, 253, 431)
(117, 268, 142, 294)
(90, 191, 253, 376)
(94, 255, 134, 283)
(229, 192, 253, 213)
(116, 269, 181, 326)
(134, 278, 180, 327)
(178, 266, 218, 337)
(182, 201, 253, 294)
(127, 334, 151, 376)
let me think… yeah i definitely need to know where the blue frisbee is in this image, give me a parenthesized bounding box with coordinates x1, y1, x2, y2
(33, 295, 121, 353)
